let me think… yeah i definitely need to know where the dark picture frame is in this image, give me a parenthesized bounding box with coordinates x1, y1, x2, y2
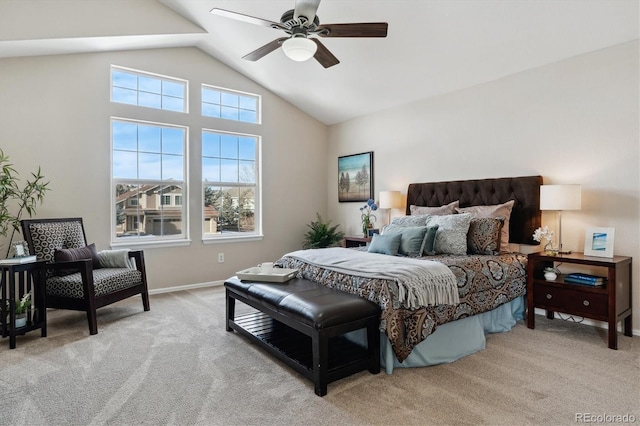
(338, 151, 374, 202)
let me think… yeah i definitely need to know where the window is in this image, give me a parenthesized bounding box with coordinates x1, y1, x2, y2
(111, 64, 262, 245)
(202, 85, 260, 123)
(202, 130, 258, 238)
(112, 119, 186, 242)
(112, 66, 187, 113)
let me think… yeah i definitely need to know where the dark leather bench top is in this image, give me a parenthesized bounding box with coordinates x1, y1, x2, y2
(225, 277, 380, 330)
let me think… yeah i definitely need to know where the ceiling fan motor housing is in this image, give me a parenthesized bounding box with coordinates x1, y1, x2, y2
(280, 9, 320, 31)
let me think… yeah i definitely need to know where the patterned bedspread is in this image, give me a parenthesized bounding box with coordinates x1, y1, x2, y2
(276, 251, 528, 362)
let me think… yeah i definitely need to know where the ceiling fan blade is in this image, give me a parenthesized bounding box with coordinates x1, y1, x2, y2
(294, 0, 321, 23)
(210, 8, 286, 30)
(242, 38, 288, 62)
(311, 38, 339, 68)
(317, 23, 388, 38)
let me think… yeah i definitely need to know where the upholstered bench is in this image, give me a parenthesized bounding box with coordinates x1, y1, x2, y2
(224, 277, 381, 396)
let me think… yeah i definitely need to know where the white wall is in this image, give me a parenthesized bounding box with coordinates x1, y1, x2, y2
(0, 47, 328, 290)
(328, 41, 639, 331)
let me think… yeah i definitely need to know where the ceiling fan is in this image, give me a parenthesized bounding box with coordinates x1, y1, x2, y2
(210, 0, 388, 68)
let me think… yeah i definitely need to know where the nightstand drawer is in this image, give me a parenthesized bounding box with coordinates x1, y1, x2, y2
(533, 284, 608, 318)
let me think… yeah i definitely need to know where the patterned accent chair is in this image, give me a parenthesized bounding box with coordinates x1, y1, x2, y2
(21, 218, 150, 335)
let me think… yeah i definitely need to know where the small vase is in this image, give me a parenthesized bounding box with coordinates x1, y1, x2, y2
(544, 271, 557, 281)
(544, 242, 558, 256)
(362, 218, 370, 237)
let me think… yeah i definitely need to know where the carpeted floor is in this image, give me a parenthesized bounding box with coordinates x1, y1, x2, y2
(1, 286, 638, 426)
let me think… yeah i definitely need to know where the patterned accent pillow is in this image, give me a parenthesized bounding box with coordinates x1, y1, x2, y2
(380, 225, 428, 256)
(410, 200, 460, 216)
(367, 233, 402, 256)
(426, 213, 473, 255)
(467, 217, 505, 255)
(456, 200, 515, 253)
(390, 214, 430, 227)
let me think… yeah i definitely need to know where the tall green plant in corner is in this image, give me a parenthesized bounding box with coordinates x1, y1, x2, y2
(0, 149, 50, 258)
(303, 213, 345, 249)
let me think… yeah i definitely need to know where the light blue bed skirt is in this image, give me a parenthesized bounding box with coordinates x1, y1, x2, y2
(347, 296, 525, 374)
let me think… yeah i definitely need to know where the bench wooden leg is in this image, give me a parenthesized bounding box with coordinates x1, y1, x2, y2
(225, 289, 235, 332)
(312, 330, 329, 397)
(367, 317, 381, 374)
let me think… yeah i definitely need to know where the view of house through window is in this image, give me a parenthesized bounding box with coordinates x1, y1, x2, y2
(202, 130, 258, 237)
(112, 119, 186, 240)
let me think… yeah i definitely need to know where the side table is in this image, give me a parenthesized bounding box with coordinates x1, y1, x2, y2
(342, 236, 372, 248)
(1, 261, 47, 349)
(526, 252, 632, 349)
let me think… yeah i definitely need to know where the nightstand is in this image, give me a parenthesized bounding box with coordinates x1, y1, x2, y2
(342, 236, 372, 248)
(526, 252, 632, 349)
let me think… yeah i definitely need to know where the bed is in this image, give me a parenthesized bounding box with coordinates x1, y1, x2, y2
(276, 175, 542, 373)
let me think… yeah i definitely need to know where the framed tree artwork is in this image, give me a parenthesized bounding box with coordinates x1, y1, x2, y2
(338, 151, 373, 202)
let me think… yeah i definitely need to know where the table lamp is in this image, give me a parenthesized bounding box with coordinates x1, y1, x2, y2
(540, 184, 582, 254)
(379, 191, 402, 224)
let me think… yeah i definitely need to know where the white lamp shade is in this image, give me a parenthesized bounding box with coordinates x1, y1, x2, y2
(282, 37, 317, 62)
(379, 191, 402, 209)
(540, 184, 582, 211)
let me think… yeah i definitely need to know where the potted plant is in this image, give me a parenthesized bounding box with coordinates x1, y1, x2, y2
(0, 149, 50, 259)
(6, 293, 32, 327)
(359, 199, 378, 237)
(303, 213, 345, 249)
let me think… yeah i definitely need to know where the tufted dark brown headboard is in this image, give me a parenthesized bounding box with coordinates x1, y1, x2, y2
(406, 175, 543, 245)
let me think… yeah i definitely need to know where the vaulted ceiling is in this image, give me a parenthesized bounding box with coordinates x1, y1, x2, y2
(1, 0, 638, 125)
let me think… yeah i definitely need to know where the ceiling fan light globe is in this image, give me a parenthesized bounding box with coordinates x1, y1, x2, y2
(282, 37, 317, 61)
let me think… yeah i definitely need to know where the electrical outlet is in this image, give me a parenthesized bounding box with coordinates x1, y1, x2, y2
(218, 253, 224, 263)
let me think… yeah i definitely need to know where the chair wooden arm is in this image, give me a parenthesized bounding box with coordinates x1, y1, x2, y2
(127, 250, 145, 272)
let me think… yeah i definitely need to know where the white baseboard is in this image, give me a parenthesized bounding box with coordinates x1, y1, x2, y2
(148, 280, 224, 295)
(534, 308, 639, 337)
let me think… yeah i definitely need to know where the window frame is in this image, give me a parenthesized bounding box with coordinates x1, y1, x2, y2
(202, 128, 262, 243)
(201, 84, 261, 125)
(111, 65, 188, 113)
(110, 117, 190, 248)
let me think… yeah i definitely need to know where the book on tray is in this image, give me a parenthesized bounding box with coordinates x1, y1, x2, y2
(564, 272, 605, 286)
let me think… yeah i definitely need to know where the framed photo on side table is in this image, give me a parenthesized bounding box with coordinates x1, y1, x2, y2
(584, 227, 615, 257)
(338, 151, 374, 202)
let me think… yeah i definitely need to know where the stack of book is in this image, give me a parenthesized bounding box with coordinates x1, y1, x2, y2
(564, 272, 606, 286)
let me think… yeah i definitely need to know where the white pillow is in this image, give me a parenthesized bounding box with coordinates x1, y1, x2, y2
(410, 200, 459, 216)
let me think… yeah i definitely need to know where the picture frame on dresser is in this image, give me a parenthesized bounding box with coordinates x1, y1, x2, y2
(584, 227, 615, 257)
(338, 151, 374, 202)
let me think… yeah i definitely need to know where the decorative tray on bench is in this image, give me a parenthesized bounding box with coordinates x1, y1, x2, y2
(236, 267, 299, 283)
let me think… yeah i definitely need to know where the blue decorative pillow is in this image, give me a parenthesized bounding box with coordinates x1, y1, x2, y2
(421, 224, 440, 255)
(381, 225, 427, 256)
(367, 233, 402, 256)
